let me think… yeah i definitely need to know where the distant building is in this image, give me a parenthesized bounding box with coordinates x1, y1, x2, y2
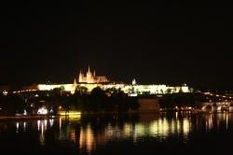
(78, 66, 109, 84)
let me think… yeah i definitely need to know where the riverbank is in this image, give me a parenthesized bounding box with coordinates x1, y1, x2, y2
(0, 115, 57, 120)
(0, 110, 152, 120)
(0, 109, 218, 121)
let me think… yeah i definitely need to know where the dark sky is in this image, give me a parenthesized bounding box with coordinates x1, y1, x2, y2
(1, 1, 232, 90)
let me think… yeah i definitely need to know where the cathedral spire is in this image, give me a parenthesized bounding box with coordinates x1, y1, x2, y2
(88, 65, 91, 74)
(78, 70, 83, 83)
(73, 78, 77, 85)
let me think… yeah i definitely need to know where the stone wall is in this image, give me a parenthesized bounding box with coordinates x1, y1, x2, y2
(138, 98, 160, 113)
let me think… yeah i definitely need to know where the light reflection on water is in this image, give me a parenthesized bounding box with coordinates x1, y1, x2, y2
(0, 112, 233, 154)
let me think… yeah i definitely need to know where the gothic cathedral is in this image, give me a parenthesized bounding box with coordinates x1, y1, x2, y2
(78, 66, 109, 83)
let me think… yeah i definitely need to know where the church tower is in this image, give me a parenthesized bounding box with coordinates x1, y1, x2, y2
(86, 65, 94, 83)
(78, 70, 83, 83)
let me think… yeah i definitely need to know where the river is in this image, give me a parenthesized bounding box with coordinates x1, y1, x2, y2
(0, 112, 233, 154)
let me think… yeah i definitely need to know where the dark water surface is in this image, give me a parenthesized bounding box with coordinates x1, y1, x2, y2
(1, 112, 233, 154)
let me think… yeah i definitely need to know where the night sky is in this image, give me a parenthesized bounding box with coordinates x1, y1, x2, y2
(1, 1, 232, 90)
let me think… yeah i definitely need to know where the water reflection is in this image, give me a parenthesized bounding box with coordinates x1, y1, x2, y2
(1, 112, 233, 154)
(79, 124, 95, 152)
(100, 114, 193, 142)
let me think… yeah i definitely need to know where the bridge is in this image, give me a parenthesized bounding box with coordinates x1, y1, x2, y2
(200, 101, 233, 113)
(197, 91, 233, 113)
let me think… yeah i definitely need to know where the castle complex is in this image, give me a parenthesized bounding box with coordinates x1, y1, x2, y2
(12, 66, 192, 95)
(78, 66, 109, 83)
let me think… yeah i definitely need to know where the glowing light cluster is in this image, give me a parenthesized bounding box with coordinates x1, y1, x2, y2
(37, 107, 48, 115)
(29, 82, 192, 95)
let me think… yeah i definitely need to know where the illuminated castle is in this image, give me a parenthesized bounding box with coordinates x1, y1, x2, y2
(78, 66, 109, 83)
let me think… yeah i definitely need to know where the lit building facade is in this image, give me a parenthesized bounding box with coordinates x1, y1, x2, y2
(78, 66, 109, 84)
(13, 67, 192, 95)
(30, 82, 191, 96)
